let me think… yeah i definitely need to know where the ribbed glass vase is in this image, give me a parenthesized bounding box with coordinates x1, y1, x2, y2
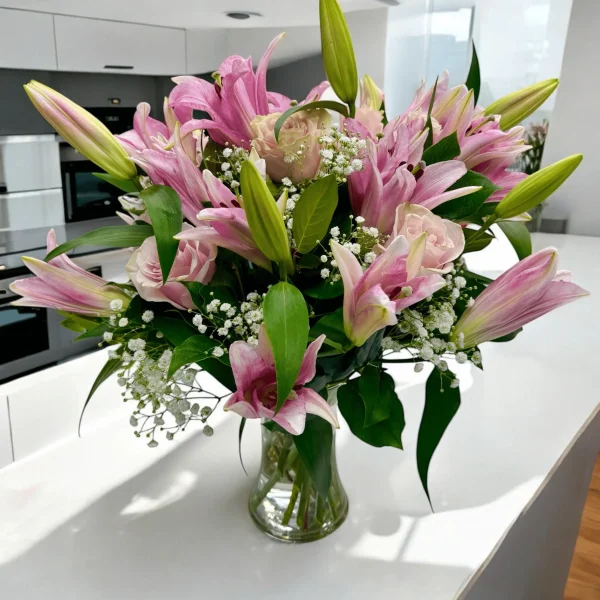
(248, 407, 348, 543)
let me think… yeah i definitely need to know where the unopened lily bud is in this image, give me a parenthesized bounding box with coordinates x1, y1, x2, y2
(24, 80, 137, 180)
(495, 154, 583, 219)
(240, 161, 294, 276)
(485, 78, 559, 130)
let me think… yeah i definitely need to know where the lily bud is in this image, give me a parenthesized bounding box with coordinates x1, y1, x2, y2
(319, 0, 358, 111)
(24, 81, 137, 181)
(485, 78, 559, 130)
(495, 154, 583, 219)
(360, 75, 384, 110)
(240, 161, 294, 276)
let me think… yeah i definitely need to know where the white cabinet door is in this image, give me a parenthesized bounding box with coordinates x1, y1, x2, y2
(0, 8, 57, 70)
(54, 16, 186, 76)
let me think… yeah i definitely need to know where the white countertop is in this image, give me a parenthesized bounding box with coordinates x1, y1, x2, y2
(0, 232, 598, 600)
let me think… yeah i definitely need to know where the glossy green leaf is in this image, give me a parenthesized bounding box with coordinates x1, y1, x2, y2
(45, 224, 154, 261)
(79, 358, 122, 435)
(463, 228, 494, 253)
(168, 335, 227, 377)
(359, 365, 395, 427)
(465, 42, 481, 104)
(421, 132, 460, 166)
(338, 376, 404, 449)
(58, 311, 99, 334)
(140, 185, 183, 283)
(153, 317, 196, 345)
(424, 77, 439, 150)
(93, 172, 140, 193)
(240, 161, 292, 275)
(275, 101, 349, 142)
(309, 308, 349, 351)
(319, 0, 358, 111)
(294, 415, 333, 497)
(298, 254, 322, 270)
(304, 278, 344, 299)
(433, 171, 499, 220)
(74, 323, 108, 340)
(263, 282, 309, 412)
(497, 220, 532, 260)
(417, 367, 461, 508)
(293, 175, 339, 253)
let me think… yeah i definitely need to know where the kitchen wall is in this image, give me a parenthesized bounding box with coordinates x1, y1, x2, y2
(542, 0, 597, 235)
(267, 54, 326, 102)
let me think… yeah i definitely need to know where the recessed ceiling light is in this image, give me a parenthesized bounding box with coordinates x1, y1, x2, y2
(225, 11, 263, 20)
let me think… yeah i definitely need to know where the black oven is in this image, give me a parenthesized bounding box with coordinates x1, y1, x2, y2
(61, 151, 123, 222)
(0, 265, 103, 383)
(60, 106, 136, 223)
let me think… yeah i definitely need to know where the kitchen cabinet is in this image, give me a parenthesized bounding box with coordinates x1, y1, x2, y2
(0, 8, 57, 71)
(54, 15, 186, 76)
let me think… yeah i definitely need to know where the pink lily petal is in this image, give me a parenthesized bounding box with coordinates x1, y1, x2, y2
(296, 335, 326, 385)
(296, 388, 339, 428)
(410, 161, 467, 206)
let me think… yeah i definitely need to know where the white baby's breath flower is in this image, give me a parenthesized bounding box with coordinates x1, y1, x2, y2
(320, 268, 330, 279)
(212, 347, 225, 358)
(118, 318, 129, 327)
(103, 331, 113, 342)
(109, 299, 123, 311)
(222, 148, 233, 158)
(141, 310, 154, 323)
(221, 162, 231, 172)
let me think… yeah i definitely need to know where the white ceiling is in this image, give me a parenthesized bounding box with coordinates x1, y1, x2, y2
(0, 0, 389, 29)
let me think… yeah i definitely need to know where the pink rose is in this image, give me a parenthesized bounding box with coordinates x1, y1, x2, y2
(250, 108, 331, 184)
(390, 204, 465, 273)
(127, 233, 217, 309)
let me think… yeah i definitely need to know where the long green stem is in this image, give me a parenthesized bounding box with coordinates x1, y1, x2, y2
(296, 472, 312, 530)
(282, 483, 300, 526)
(466, 214, 499, 246)
(250, 442, 290, 511)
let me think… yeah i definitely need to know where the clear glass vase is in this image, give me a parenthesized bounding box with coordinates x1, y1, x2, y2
(248, 409, 348, 543)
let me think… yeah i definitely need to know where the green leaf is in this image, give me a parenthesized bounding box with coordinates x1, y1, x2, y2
(465, 42, 481, 104)
(294, 415, 333, 497)
(309, 308, 349, 351)
(58, 311, 99, 334)
(304, 278, 344, 299)
(463, 228, 494, 253)
(417, 368, 461, 508)
(240, 161, 291, 274)
(79, 358, 122, 435)
(93, 172, 140, 193)
(492, 328, 523, 343)
(319, 0, 358, 110)
(433, 171, 499, 220)
(238, 418, 248, 476)
(497, 220, 532, 260)
(167, 335, 225, 377)
(338, 376, 405, 449)
(293, 175, 339, 253)
(424, 77, 439, 150)
(140, 185, 183, 284)
(45, 224, 154, 261)
(421, 132, 460, 165)
(359, 365, 395, 427)
(153, 317, 196, 345)
(275, 101, 349, 142)
(298, 254, 322, 270)
(263, 282, 309, 413)
(74, 323, 108, 341)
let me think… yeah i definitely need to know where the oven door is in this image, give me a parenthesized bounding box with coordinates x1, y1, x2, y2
(62, 159, 122, 222)
(0, 268, 101, 383)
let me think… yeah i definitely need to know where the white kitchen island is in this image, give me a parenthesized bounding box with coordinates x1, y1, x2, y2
(0, 232, 598, 600)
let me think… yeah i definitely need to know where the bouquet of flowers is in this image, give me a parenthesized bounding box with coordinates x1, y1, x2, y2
(11, 0, 587, 542)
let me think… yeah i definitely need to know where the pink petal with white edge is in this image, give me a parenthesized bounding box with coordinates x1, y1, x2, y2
(296, 335, 326, 386)
(224, 392, 260, 419)
(273, 396, 308, 435)
(296, 388, 339, 429)
(410, 161, 467, 206)
(228, 340, 269, 393)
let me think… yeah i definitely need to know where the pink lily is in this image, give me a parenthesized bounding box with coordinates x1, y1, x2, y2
(175, 208, 271, 272)
(10, 230, 130, 317)
(117, 101, 197, 162)
(170, 34, 329, 149)
(331, 235, 446, 346)
(452, 248, 588, 348)
(400, 73, 530, 201)
(349, 135, 480, 235)
(224, 328, 338, 435)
